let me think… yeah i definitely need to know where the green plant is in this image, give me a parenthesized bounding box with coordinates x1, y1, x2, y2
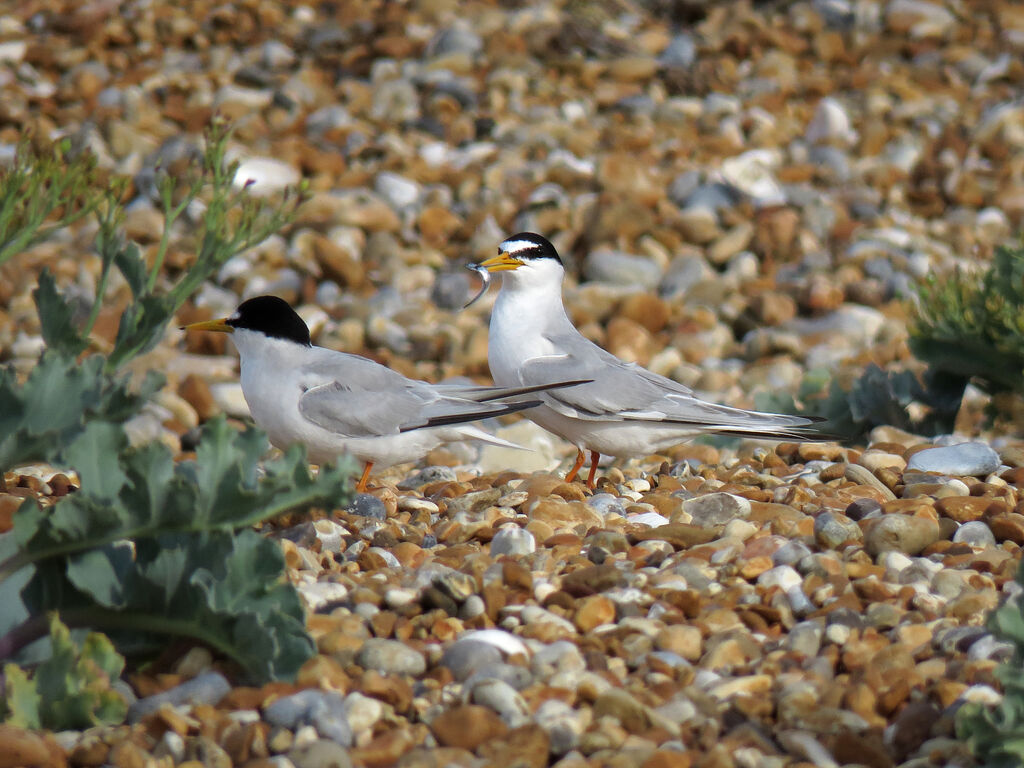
(753, 364, 965, 443)
(911, 242, 1024, 396)
(956, 567, 1024, 766)
(0, 138, 109, 266)
(2, 614, 126, 730)
(0, 121, 347, 689)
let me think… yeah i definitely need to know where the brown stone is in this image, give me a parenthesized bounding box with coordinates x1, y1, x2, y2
(574, 595, 616, 632)
(478, 724, 550, 768)
(619, 293, 671, 333)
(630, 523, 716, 549)
(350, 728, 416, 768)
(935, 496, 992, 523)
(641, 749, 693, 768)
(530, 500, 603, 534)
(0, 725, 66, 768)
(430, 705, 508, 750)
(987, 513, 1024, 544)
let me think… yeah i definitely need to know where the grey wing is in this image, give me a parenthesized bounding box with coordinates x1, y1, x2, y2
(297, 354, 543, 437)
(519, 332, 821, 435)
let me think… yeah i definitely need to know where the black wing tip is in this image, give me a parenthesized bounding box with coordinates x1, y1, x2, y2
(399, 399, 542, 432)
(475, 379, 594, 402)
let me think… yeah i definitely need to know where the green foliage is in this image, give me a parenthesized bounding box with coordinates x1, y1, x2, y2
(956, 564, 1024, 766)
(754, 364, 965, 443)
(0, 351, 162, 473)
(0, 139, 110, 266)
(0, 418, 353, 681)
(2, 614, 126, 730)
(911, 243, 1024, 396)
(28, 121, 305, 373)
(0, 120, 341, 688)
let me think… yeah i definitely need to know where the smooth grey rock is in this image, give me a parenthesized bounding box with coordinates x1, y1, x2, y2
(788, 621, 823, 656)
(470, 678, 530, 727)
(439, 638, 503, 681)
(534, 699, 584, 755)
(813, 511, 863, 549)
(427, 23, 483, 57)
(967, 635, 1014, 662)
(907, 442, 1001, 477)
(128, 672, 230, 722)
(582, 248, 662, 290)
(265, 691, 353, 746)
(683, 493, 751, 527)
(953, 521, 997, 547)
(356, 639, 426, 677)
(287, 738, 353, 768)
(490, 526, 536, 557)
(772, 541, 813, 566)
(374, 171, 420, 210)
(431, 271, 472, 311)
(659, 33, 697, 68)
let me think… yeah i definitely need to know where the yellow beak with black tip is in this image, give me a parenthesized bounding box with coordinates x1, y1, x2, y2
(476, 251, 523, 272)
(180, 318, 234, 333)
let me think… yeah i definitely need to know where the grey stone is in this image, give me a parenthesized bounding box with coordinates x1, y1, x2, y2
(787, 621, 823, 656)
(374, 171, 420, 210)
(813, 511, 863, 549)
(427, 23, 483, 58)
(683, 493, 751, 527)
(439, 638, 503, 682)
(582, 248, 662, 290)
(265, 691, 353, 746)
(128, 672, 230, 722)
(357, 638, 426, 677)
(398, 466, 457, 489)
(470, 678, 531, 727)
(431, 271, 472, 311)
(907, 442, 1001, 477)
(349, 494, 386, 519)
(287, 739, 353, 768)
(659, 33, 697, 68)
(490, 526, 536, 557)
(953, 521, 997, 547)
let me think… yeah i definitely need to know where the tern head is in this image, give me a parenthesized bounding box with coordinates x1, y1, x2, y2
(475, 232, 566, 290)
(182, 295, 312, 346)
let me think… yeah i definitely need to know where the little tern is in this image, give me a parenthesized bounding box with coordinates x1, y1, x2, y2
(472, 233, 828, 488)
(183, 295, 588, 492)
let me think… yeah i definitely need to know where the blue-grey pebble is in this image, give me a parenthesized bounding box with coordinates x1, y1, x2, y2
(357, 638, 426, 677)
(265, 690, 353, 746)
(953, 521, 996, 547)
(439, 638, 502, 682)
(128, 671, 230, 722)
(659, 33, 697, 68)
(906, 442, 1000, 477)
(398, 465, 457, 489)
(350, 493, 386, 519)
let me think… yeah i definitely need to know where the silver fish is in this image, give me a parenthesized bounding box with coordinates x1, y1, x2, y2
(462, 263, 492, 309)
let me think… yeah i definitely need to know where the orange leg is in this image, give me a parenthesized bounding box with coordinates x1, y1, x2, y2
(585, 451, 601, 490)
(564, 448, 586, 483)
(356, 462, 374, 493)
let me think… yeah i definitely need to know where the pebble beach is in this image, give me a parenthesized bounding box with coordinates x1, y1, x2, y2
(2, 0, 1024, 766)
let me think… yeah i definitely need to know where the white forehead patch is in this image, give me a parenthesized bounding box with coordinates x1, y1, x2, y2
(229, 311, 240, 321)
(499, 238, 540, 255)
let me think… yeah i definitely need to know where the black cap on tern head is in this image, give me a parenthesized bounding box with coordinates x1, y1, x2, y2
(228, 295, 311, 346)
(498, 232, 563, 265)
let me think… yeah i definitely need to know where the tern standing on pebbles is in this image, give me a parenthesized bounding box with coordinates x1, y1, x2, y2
(183, 295, 588, 493)
(469, 232, 828, 489)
